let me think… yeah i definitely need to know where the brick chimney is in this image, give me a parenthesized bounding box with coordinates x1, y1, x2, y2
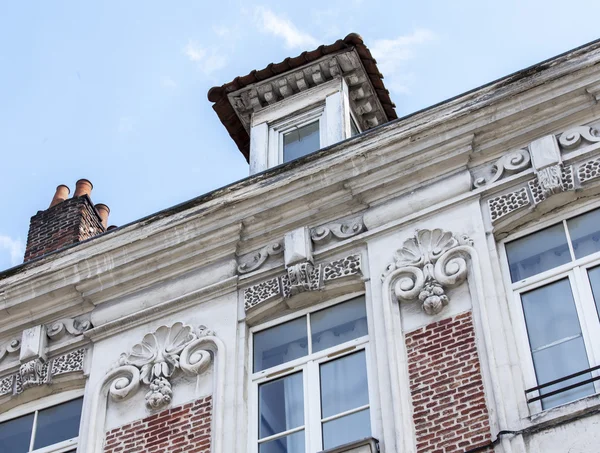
(24, 179, 110, 262)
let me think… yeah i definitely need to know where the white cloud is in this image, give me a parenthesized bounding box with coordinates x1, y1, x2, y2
(183, 40, 228, 76)
(371, 29, 435, 94)
(0, 235, 24, 267)
(255, 7, 318, 49)
(161, 76, 178, 89)
(212, 25, 231, 37)
(184, 40, 206, 62)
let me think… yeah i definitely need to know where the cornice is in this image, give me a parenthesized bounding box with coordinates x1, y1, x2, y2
(1, 41, 600, 330)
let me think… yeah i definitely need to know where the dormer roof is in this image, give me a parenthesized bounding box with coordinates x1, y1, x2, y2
(207, 33, 398, 161)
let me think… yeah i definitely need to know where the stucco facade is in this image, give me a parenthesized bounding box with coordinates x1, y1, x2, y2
(2, 35, 600, 453)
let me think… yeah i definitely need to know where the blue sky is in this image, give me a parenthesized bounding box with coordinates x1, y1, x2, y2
(1, 0, 599, 271)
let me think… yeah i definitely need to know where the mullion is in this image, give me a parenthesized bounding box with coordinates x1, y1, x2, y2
(29, 410, 38, 453)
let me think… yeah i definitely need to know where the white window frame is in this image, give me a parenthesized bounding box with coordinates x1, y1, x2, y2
(0, 389, 84, 453)
(269, 105, 327, 167)
(499, 206, 600, 414)
(248, 293, 374, 453)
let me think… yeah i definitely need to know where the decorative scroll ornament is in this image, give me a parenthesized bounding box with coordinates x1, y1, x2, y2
(47, 317, 92, 341)
(310, 218, 366, 245)
(382, 229, 473, 315)
(0, 338, 21, 364)
(114, 323, 214, 410)
(558, 125, 600, 150)
(473, 149, 531, 188)
(237, 242, 283, 274)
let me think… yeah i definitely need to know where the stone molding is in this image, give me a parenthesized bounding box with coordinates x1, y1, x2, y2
(0, 348, 86, 398)
(237, 241, 283, 274)
(382, 229, 473, 315)
(472, 124, 600, 189)
(111, 323, 215, 410)
(310, 216, 366, 245)
(228, 50, 387, 133)
(485, 125, 600, 224)
(244, 254, 362, 312)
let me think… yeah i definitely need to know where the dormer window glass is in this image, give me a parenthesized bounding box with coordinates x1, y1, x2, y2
(283, 121, 320, 163)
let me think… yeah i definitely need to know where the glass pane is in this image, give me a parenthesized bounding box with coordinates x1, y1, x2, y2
(0, 413, 33, 453)
(34, 397, 83, 449)
(283, 121, 320, 163)
(505, 223, 571, 282)
(311, 297, 368, 353)
(568, 208, 600, 259)
(521, 279, 582, 350)
(320, 350, 369, 419)
(532, 337, 594, 410)
(588, 266, 600, 319)
(322, 409, 371, 450)
(259, 373, 304, 439)
(254, 317, 308, 372)
(259, 430, 305, 453)
(350, 118, 360, 137)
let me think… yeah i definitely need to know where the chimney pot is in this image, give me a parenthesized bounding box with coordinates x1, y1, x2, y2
(49, 185, 70, 208)
(95, 203, 110, 229)
(74, 179, 93, 198)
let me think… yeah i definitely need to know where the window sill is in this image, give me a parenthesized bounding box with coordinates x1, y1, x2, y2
(319, 437, 379, 453)
(527, 392, 600, 428)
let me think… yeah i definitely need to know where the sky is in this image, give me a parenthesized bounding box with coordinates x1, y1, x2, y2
(1, 0, 600, 271)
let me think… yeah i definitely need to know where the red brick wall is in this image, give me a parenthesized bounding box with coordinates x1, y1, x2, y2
(24, 195, 105, 262)
(406, 311, 493, 453)
(103, 396, 212, 453)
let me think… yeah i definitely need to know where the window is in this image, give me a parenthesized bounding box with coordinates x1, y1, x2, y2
(504, 207, 600, 410)
(252, 296, 371, 453)
(283, 121, 320, 163)
(0, 397, 83, 453)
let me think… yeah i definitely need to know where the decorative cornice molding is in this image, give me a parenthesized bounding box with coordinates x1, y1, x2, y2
(310, 217, 366, 245)
(382, 229, 473, 315)
(113, 323, 214, 410)
(244, 254, 362, 312)
(473, 148, 531, 188)
(228, 50, 387, 133)
(237, 242, 283, 274)
(0, 348, 85, 398)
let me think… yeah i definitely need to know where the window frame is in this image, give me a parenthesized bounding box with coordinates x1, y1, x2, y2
(248, 293, 374, 453)
(0, 389, 84, 453)
(499, 203, 600, 414)
(268, 105, 327, 167)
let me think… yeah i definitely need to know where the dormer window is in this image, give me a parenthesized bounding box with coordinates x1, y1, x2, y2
(208, 33, 397, 173)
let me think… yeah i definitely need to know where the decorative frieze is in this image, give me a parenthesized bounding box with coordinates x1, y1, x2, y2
(0, 338, 21, 365)
(237, 242, 283, 274)
(244, 254, 363, 312)
(310, 217, 366, 245)
(0, 348, 86, 397)
(473, 148, 531, 188)
(488, 188, 530, 223)
(558, 125, 600, 150)
(382, 229, 473, 315)
(46, 317, 92, 341)
(578, 157, 600, 184)
(106, 323, 215, 411)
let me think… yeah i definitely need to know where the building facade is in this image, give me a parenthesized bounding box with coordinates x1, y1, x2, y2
(2, 33, 600, 453)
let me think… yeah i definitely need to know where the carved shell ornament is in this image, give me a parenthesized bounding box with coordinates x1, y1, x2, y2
(382, 229, 474, 315)
(114, 323, 215, 410)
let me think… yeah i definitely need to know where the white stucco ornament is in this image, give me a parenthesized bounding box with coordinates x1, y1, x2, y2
(382, 229, 474, 315)
(115, 322, 214, 410)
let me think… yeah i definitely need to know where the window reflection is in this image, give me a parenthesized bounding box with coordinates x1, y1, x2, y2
(568, 208, 600, 259)
(283, 122, 320, 163)
(506, 223, 571, 282)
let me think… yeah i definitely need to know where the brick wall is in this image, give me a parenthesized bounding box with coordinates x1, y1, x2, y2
(406, 311, 493, 453)
(24, 195, 105, 262)
(103, 396, 212, 453)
